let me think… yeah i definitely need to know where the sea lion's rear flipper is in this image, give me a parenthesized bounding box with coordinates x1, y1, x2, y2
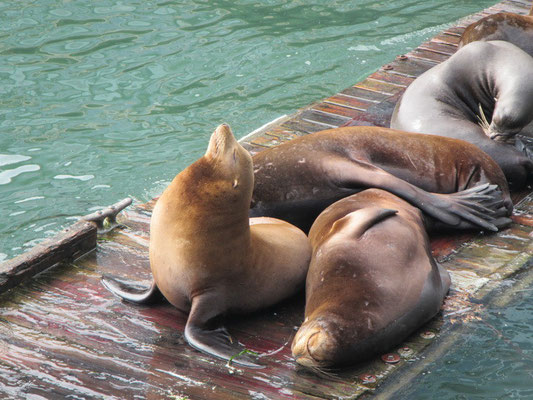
(327, 157, 507, 231)
(185, 293, 263, 368)
(101, 276, 163, 304)
(433, 184, 512, 230)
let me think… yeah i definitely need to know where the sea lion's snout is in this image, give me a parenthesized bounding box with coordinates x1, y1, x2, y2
(206, 123, 238, 157)
(487, 125, 518, 143)
(292, 321, 337, 368)
(215, 123, 233, 138)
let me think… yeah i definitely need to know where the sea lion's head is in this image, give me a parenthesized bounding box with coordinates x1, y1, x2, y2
(291, 314, 344, 369)
(197, 123, 254, 207)
(488, 117, 524, 143)
(488, 96, 533, 143)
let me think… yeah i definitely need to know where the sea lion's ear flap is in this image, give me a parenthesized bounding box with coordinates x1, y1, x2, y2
(330, 208, 398, 239)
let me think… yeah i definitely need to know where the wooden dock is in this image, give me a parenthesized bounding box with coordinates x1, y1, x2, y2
(1, 0, 532, 398)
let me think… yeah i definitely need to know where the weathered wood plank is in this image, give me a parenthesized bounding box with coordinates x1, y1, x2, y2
(0, 198, 133, 296)
(313, 100, 371, 116)
(407, 48, 452, 63)
(418, 41, 458, 56)
(353, 78, 406, 96)
(0, 221, 97, 295)
(432, 33, 461, 46)
(299, 109, 352, 128)
(281, 115, 339, 134)
(365, 71, 415, 87)
(339, 86, 390, 103)
(324, 94, 374, 111)
(379, 57, 437, 79)
(443, 26, 466, 36)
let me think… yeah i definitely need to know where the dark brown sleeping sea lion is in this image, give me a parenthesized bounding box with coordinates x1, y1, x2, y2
(250, 125, 512, 233)
(291, 189, 451, 368)
(458, 5, 533, 56)
(102, 124, 311, 367)
(390, 40, 533, 188)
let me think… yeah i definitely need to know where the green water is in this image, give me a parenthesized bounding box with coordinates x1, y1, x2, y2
(394, 277, 533, 399)
(3, 0, 532, 397)
(0, 0, 496, 261)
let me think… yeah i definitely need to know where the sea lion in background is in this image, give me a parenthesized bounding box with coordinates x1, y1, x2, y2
(102, 124, 311, 367)
(251, 125, 512, 233)
(291, 189, 451, 368)
(458, 5, 533, 56)
(390, 40, 533, 188)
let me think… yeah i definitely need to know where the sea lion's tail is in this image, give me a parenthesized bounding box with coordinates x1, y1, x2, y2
(101, 276, 163, 304)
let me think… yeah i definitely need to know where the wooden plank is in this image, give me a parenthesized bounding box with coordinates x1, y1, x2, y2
(443, 26, 466, 36)
(249, 133, 290, 148)
(365, 71, 415, 87)
(408, 48, 453, 63)
(380, 57, 437, 79)
(2, 192, 530, 399)
(280, 114, 342, 134)
(353, 78, 406, 96)
(418, 41, 458, 56)
(338, 86, 390, 103)
(0, 221, 97, 295)
(498, 0, 531, 13)
(342, 91, 403, 127)
(299, 109, 352, 128)
(0, 198, 132, 295)
(503, 0, 532, 8)
(313, 99, 371, 116)
(432, 33, 461, 46)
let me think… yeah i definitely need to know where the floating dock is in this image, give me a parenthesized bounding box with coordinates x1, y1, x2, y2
(1, 0, 532, 398)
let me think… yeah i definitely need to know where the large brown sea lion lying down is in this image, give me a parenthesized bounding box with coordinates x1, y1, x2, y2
(292, 189, 451, 368)
(251, 125, 512, 233)
(390, 40, 533, 188)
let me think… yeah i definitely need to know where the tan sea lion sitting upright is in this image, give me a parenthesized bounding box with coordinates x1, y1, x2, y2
(292, 189, 451, 368)
(102, 124, 311, 367)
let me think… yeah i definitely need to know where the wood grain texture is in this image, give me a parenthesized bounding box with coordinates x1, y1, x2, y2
(0, 221, 97, 295)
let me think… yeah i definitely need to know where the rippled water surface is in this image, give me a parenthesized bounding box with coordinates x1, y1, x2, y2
(0, 0, 496, 261)
(394, 279, 533, 399)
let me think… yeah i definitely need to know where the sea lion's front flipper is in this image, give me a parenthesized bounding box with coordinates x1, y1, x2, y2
(185, 293, 263, 368)
(101, 276, 163, 304)
(326, 157, 506, 231)
(436, 184, 512, 230)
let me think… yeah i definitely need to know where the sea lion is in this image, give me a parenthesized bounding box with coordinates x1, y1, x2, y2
(251, 125, 512, 233)
(390, 40, 533, 188)
(458, 6, 533, 56)
(291, 189, 451, 368)
(102, 124, 311, 367)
